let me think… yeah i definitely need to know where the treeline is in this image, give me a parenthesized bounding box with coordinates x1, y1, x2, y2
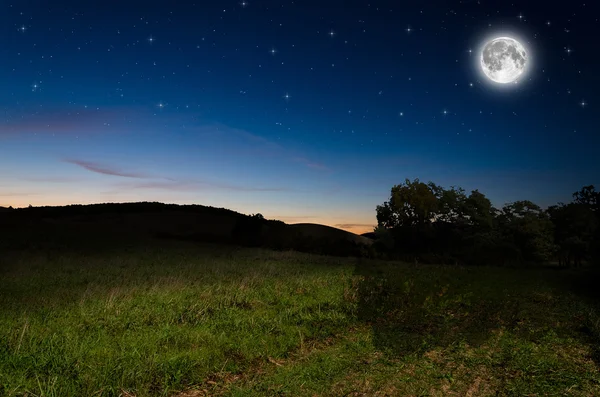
(0, 202, 241, 218)
(372, 179, 599, 267)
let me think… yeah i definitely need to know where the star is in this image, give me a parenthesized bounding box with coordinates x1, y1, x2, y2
(240, 1, 248, 7)
(546, 21, 551, 26)
(329, 30, 335, 37)
(565, 47, 573, 55)
(580, 99, 587, 108)
(399, 112, 404, 116)
(406, 26, 412, 33)
(517, 13, 524, 21)
(148, 35, 155, 43)
(469, 82, 474, 87)
(442, 109, 449, 115)
(157, 102, 165, 108)
(19, 25, 27, 33)
(270, 48, 277, 55)
(283, 93, 291, 101)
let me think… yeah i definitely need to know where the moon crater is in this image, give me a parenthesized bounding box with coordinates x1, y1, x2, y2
(480, 37, 528, 84)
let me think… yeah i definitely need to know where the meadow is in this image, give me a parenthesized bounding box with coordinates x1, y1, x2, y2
(1, 239, 600, 396)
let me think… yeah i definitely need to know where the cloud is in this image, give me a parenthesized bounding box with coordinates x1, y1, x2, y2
(271, 215, 318, 220)
(64, 159, 151, 179)
(194, 123, 331, 172)
(0, 192, 40, 197)
(64, 157, 291, 193)
(291, 156, 331, 172)
(228, 126, 284, 150)
(0, 106, 137, 136)
(334, 223, 376, 229)
(21, 176, 83, 183)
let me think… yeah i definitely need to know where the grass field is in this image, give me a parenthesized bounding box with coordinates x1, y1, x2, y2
(1, 239, 600, 396)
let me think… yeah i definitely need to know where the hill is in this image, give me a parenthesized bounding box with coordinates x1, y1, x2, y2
(0, 202, 373, 257)
(0, 202, 244, 251)
(290, 223, 373, 246)
(361, 231, 377, 240)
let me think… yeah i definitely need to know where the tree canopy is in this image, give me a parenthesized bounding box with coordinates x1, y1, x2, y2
(375, 178, 598, 267)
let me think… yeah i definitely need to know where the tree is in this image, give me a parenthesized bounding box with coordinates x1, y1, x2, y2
(572, 185, 600, 263)
(464, 190, 494, 230)
(375, 201, 397, 229)
(373, 225, 395, 251)
(374, 179, 598, 267)
(547, 202, 597, 267)
(573, 185, 599, 212)
(498, 201, 554, 263)
(376, 178, 438, 228)
(431, 184, 468, 224)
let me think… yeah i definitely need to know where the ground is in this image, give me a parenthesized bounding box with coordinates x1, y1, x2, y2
(1, 239, 599, 396)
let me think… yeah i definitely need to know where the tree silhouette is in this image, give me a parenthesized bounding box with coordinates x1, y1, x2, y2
(373, 180, 592, 267)
(548, 202, 597, 267)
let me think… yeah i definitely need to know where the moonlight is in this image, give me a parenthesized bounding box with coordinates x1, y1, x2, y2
(480, 37, 528, 84)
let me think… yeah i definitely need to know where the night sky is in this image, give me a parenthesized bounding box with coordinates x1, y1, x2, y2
(1, 1, 598, 234)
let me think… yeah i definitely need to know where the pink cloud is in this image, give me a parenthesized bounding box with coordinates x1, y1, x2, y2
(1, 109, 105, 136)
(64, 159, 151, 179)
(0, 106, 152, 136)
(334, 223, 376, 229)
(21, 176, 84, 183)
(63, 157, 290, 193)
(0, 192, 40, 197)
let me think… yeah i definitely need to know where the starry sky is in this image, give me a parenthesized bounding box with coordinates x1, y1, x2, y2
(1, 0, 598, 234)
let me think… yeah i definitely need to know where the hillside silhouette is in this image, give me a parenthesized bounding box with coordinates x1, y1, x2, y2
(0, 202, 372, 257)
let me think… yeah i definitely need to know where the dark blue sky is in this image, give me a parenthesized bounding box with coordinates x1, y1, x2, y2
(1, 0, 598, 233)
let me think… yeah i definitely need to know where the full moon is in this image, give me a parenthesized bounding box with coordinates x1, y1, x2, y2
(480, 37, 528, 84)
